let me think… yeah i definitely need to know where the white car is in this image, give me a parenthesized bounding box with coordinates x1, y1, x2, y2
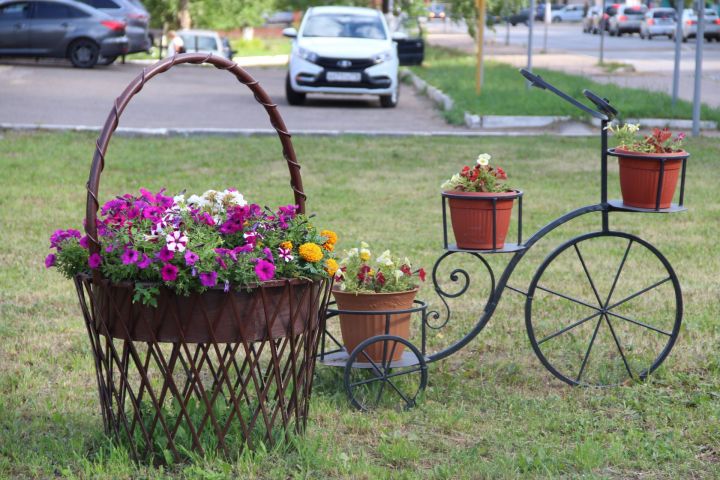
(552, 4, 584, 23)
(283, 6, 400, 108)
(675, 8, 720, 42)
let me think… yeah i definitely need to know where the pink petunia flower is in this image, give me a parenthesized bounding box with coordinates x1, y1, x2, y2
(166, 230, 188, 253)
(88, 253, 102, 269)
(121, 248, 139, 265)
(199, 271, 218, 287)
(137, 254, 152, 269)
(255, 259, 276, 282)
(45, 254, 56, 268)
(161, 263, 178, 282)
(278, 247, 293, 263)
(184, 250, 199, 266)
(158, 246, 174, 262)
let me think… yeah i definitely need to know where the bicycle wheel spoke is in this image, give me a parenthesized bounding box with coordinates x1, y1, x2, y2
(606, 311, 672, 336)
(574, 243, 604, 307)
(384, 376, 414, 406)
(374, 377, 387, 407)
(349, 374, 384, 389)
(607, 277, 672, 311)
(604, 240, 633, 307)
(538, 310, 604, 345)
(536, 285, 602, 312)
(604, 315, 634, 379)
(385, 367, 424, 380)
(576, 317, 603, 383)
(383, 341, 400, 371)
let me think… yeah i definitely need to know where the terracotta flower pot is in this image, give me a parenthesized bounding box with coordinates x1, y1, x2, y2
(445, 191, 518, 250)
(332, 288, 418, 362)
(615, 148, 687, 209)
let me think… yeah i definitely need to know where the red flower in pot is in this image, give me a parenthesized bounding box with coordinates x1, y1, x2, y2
(609, 124, 688, 210)
(442, 153, 519, 250)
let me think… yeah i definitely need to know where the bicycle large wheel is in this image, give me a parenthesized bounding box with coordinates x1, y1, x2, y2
(526, 231, 682, 386)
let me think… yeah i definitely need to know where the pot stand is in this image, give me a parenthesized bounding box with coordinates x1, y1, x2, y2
(441, 190, 525, 253)
(607, 148, 689, 212)
(318, 301, 430, 411)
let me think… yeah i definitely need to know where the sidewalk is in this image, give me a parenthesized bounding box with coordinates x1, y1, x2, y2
(428, 33, 720, 108)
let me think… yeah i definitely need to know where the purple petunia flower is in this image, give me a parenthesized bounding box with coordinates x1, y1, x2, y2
(88, 253, 102, 269)
(263, 247, 274, 262)
(49, 229, 81, 249)
(158, 246, 174, 262)
(121, 248, 139, 265)
(255, 259, 275, 282)
(45, 254, 56, 268)
(184, 250, 199, 266)
(79, 236, 89, 249)
(137, 254, 152, 269)
(200, 271, 218, 287)
(161, 263, 178, 282)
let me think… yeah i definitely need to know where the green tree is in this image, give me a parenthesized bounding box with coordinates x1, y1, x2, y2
(191, 0, 274, 29)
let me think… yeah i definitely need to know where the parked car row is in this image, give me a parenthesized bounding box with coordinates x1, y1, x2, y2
(582, 3, 720, 42)
(0, 0, 150, 67)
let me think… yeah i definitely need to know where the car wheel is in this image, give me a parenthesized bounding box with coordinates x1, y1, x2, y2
(682, 35, 687, 43)
(68, 39, 99, 68)
(285, 74, 306, 106)
(97, 55, 117, 66)
(379, 85, 399, 109)
(647, 34, 652, 40)
(553, 16, 561, 23)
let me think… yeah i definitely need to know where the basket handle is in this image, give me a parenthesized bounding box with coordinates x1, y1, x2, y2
(84, 53, 306, 257)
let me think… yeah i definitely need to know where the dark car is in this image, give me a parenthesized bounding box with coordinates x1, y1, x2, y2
(506, 8, 531, 26)
(390, 15, 424, 66)
(0, 0, 128, 67)
(427, 3, 446, 21)
(73, 0, 149, 56)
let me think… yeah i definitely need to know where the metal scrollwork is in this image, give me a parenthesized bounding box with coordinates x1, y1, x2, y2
(426, 251, 496, 330)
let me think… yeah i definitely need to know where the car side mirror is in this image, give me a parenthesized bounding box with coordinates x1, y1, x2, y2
(282, 27, 297, 38)
(391, 31, 409, 40)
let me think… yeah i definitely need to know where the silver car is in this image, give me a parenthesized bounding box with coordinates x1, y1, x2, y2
(0, 0, 128, 67)
(676, 8, 720, 42)
(609, 4, 647, 36)
(640, 8, 676, 40)
(73, 0, 150, 54)
(178, 29, 233, 59)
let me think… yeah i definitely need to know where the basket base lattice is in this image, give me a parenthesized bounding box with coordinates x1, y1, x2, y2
(74, 276, 330, 463)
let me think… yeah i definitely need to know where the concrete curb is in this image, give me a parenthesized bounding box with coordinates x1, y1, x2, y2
(402, 68, 718, 131)
(0, 123, 597, 138)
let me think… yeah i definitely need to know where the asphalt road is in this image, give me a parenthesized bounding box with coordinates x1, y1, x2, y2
(0, 60, 464, 133)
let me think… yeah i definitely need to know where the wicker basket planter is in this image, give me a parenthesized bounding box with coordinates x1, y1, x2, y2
(73, 53, 331, 463)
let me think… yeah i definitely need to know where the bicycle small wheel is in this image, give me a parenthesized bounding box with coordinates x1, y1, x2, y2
(344, 335, 428, 411)
(526, 231, 682, 386)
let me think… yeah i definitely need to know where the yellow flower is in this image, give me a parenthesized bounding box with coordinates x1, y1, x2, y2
(320, 229, 338, 246)
(323, 242, 335, 252)
(280, 241, 293, 250)
(359, 248, 371, 261)
(325, 258, 339, 276)
(299, 243, 323, 263)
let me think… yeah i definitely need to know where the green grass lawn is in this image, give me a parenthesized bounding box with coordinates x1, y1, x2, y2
(1, 132, 719, 478)
(410, 46, 720, 125)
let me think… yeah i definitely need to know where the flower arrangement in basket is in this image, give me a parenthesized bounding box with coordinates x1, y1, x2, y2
(608, 124, 688, 209)
(441, 153, 519, 250)
(47, 188, 338, 306)
(332, 242, 425, 361)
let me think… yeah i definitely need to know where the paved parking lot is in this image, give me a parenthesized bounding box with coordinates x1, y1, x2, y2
(0, 60, 468, 133)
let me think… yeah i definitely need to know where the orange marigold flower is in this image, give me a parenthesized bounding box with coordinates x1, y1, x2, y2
(299, 243, 323, 263)
(325, 258, 339, 276)
(280, 241, 293, 250)
(323, 242, 335, 252)
(320, 229, 338, 245)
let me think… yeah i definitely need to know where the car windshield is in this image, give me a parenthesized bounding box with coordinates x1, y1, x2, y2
(180, 35, 218, 50)
(653, 10, 675, 19)
(302, 13, 386, 39)
(624, 6, 646, 15)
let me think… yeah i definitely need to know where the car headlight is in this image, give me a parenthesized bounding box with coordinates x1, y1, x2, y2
(296, 46, 319, 64)
(372, 50, 394, 64)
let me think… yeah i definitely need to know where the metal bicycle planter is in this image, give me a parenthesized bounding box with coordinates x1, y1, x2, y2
(320, 70, 688, 410)
(74, 53, 331, 462)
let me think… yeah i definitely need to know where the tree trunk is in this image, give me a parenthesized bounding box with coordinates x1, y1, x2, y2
(178, 0, 191, 29)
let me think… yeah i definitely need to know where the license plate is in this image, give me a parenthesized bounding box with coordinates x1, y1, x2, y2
(326, 71, 362, 83)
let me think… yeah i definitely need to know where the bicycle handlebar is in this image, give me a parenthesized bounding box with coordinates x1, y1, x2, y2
(520, 69, 616, 122)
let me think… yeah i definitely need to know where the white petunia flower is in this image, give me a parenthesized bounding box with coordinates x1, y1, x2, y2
(477, 153, 491, 166)
(393, 270, 404, 282)
(166, 230, 188, 253)
(376, 250, 393, 267)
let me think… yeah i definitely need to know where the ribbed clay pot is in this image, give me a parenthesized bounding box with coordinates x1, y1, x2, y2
(333, 288, 418, 362)
(616, 149, 686, 209)
(446, 191, 517, 250)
